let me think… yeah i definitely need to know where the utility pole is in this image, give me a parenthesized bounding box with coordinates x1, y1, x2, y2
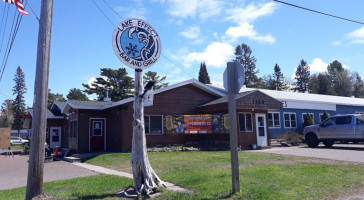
(25, 0, 53, 199)
(227, 61, 240, 194)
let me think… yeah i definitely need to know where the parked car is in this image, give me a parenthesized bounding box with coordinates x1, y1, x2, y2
(10, 136, 29, 145)
(303, 114, 364, 148)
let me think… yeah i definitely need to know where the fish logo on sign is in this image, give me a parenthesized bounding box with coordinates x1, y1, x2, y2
(112, 18, 162, 70)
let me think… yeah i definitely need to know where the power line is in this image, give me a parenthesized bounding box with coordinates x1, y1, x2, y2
(273, 0, 364, 25)
(24, 0, 40, 22)
(91, 0, 115, 27)
(0, 4, 10, 56)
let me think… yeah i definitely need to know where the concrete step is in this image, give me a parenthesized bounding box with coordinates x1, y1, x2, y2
(63, 156, 81, 163)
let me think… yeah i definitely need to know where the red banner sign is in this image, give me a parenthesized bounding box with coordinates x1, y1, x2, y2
(184, 114, 212, 134)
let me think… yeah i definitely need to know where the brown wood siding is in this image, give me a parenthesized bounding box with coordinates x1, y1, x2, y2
(104, 105, 124, 152)
(77, 110, 106, 153)
(119, 84, 219, 152)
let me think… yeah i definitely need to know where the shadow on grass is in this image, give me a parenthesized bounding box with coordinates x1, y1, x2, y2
(71, 193, 118, 200)
(80, 155, 99, 163)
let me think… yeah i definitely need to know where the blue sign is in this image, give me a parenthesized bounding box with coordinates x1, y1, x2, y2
(112, 18, 162, 69)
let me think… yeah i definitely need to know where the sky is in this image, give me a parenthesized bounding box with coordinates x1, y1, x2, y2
(0, 0, 364, 107)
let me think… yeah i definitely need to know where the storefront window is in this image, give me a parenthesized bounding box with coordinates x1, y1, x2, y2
(144, 115, 163, 134)
(238, 113, 252, 132)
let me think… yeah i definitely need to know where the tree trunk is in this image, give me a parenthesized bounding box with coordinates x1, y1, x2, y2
(130, 69, 164, 196)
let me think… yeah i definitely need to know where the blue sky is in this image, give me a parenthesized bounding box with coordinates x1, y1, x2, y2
(0, 0, 364, 107)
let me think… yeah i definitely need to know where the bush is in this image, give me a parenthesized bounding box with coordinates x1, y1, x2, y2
(277, 132, 304, 146)
(303, 113, 314, 128)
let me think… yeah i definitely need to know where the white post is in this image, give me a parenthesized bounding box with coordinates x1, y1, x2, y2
(130, 69, 164, 196)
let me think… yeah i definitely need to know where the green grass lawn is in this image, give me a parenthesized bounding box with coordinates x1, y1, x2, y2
(2, 151, 364, 199)
(84, 151, 364, 200)
(10, 144, 24, 151)
(0, 175, 133, 200)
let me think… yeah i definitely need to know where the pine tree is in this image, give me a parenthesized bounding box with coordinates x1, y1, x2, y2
(143, 71, 169, 90)
(82, 68, 134, 101)
(272, 63, 288, 90)
(12, 66, 27, 136)
(0, 99, 13, 128)
(293, 59, 310, 92)
(198, 62, 211, 84)
(234, 43, 259, 88)
(48, 89, 66, 108)
(67, 88, 89, 101)
(303, 113, 314, 128)
(352, 72, 364, 98)
(321, 111, 329, 122)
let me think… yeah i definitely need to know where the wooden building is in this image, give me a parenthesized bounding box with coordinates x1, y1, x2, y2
(25, 79, 283, 153)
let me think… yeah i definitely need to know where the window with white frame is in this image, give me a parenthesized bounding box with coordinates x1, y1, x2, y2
(238, 113, 253, 132)
(319, 113, 330, 122)
(284, 113, 297, 128)
(302, 113, 314, 123)
(144, 115, 163, 134)
(268, 112, 280, 128)
(92, 121, 102, 136)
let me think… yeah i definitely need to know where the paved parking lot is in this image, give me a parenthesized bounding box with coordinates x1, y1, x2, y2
(257, 144, 364, 163)
(0, 154, 98, 190)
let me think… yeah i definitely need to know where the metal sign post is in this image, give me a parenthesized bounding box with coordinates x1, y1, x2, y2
(112, 18, 163, 196)
(225, 61, 245, 194)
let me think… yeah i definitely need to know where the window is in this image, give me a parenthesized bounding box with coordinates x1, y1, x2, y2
(92, 121, 102, 136)
(319, 113, 330, 122)
(69, 120, 78, 138)
(284, 113, 297, 128)
(144, 115, 163, 134)
(238, 113, 252, 132)
(355, 111, 364, 114)
(336, 116, 352, 125)
(302, 113, 314, 123)
(356, 116, 364, 124)
(268, 112, 280, 128)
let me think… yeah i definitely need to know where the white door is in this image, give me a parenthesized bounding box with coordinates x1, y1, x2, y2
(50, 127, 61, 148)
(255, 114, 268, 147)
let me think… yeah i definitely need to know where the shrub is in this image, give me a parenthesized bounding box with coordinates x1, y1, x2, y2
(303, 113, 314, 128)
(277, 131, 304, 146)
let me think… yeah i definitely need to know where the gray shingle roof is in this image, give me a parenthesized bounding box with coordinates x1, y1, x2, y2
(28, 108, 63, 118)
(68, 100, 111, 107)
(200, 91, 255, 107)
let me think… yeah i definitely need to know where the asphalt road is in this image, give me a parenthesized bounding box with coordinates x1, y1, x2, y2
(257, 143, 364, 163)
(0, 154, 98, 190)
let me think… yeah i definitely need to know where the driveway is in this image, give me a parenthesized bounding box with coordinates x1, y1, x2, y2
(0, 155, 98, 190)
(256, 144, 364, 163)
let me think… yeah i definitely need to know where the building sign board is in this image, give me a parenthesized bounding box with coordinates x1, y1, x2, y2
(112, 18, 162, 70)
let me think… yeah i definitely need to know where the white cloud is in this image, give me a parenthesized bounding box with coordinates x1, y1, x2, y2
(309, 58, 328, 74)
(180, 26, 201, 39)
(184, 42, 234, 68)
(347, 26, 364, 44)
(166, 0, 223, 20)
(332, 40, 342, 46)
(223, 2, 278, 23)
(291, 58, 351, 78)
(224, 22, 275, 43)
(87, 77, 97, 88)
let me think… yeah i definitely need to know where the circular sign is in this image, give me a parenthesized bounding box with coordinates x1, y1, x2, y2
(112, 18, 162, 70)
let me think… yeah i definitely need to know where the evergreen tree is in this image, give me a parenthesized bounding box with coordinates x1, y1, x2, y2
(321, 111, 329, 122)
(333, 69, 352, 97)
(0, 99, 13, 128)
(308, 74, 319, 94)
(143, 71, 169, 90)
(11, 66, 27, 136)
(317, 73, 333, 95)
(293, 59, 310, 92)
(263, 75, 275, 90)
(82, 68, 134, 101)
(234, 43, 260, 88)
(272, 63, 288, 90)
(198, 62, 211, 84)
(352, 72, 364, 98)
(67, 88, 89, 101)
(48, 89, 66, 108)
(303, 113, 314, 128)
